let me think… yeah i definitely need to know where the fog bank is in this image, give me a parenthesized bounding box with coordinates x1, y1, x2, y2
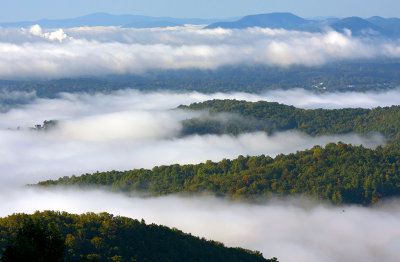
(1, 25, 400, 78)
(0, 89, 397, 262)
(1, 189, 398, 262)
(0, 89, 388, 187)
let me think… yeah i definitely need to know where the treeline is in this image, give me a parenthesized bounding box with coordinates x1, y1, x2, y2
(37, 143, 400, 205)
(179, 99, 400, 144)
(0, 211, 273, 262)
(1, 61, 399, 99)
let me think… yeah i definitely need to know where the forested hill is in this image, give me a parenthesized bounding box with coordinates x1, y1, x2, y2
(0, 211, 274, 262)
(179, 99, 400, 144)
(37, 143, 400, 205)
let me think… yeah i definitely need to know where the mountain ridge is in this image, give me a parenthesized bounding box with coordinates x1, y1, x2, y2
(205, 13, 400, 37)
(0, 12, 227, 28)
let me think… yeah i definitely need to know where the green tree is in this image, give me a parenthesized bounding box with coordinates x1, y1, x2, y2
(2, 219, 65, 262)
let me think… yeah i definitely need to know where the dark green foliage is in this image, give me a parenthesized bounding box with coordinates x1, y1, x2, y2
(35, 99, 400, 205)
(37, 143, 400, 205)
(0, 211, 272, 262)
(179, 99, 400, 143)
(2, 219, 65, 262)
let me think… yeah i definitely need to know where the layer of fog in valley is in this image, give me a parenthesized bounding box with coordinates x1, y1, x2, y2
(0, 89, 395, 186)
(1, 9, 400, 262)
(0, 88, 399, 261)
(0, 189, 399, 262)
(1, 25, 400, 78)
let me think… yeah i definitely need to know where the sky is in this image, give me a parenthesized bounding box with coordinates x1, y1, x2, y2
(1, 0, 400, 22)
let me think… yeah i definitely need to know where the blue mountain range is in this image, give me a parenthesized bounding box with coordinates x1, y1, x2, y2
(205, 13, 400, 37)
(0, 13, 226, 28)
(1, 12, 400, 37)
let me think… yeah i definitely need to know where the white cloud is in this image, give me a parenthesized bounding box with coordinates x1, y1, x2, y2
(0, 26, 399, 78)
(0, 89, 390, 187)
(28, 24, 69, 43)
(0, 89, 397, 262)
(0, 189, 399, 262)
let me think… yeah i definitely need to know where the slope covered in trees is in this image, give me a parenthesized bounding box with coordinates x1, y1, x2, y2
(179, 99, 400, 144)
(37, 143, 400, 205)
(0, 211, 273, 262)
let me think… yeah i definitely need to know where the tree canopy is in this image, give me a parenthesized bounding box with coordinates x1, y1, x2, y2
(37, 143, 400, 205)
(179, 99, 400, 145)
(0, 211, 273, 262)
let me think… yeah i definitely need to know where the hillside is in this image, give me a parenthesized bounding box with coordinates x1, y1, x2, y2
(35, 100, 400, 205)
(36, 143, 400, 205)
(0, 211, 274, 262)
(179, 100, 400, 144)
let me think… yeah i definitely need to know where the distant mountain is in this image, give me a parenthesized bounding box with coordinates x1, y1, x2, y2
(205, 12, 400, 37)
(122, 21, 181, 28)
(2, 12, 400, 37)
(205, 13, 310, 30)
(367, 16, 400, 36)
(0, 13, 222, 28)
(330, 17, 384, 36)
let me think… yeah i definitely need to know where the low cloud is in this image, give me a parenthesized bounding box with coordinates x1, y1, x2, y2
(0, 89, 390, 187)
(0, 90, 397, 262)
(0, 26, 399, 78)
(0, 189, 399, 262)
(0, 89, 36, 112)
(28, 24, 69, 43)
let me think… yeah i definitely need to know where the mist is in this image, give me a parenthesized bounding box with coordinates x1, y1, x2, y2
(0, 89, 392, 187)
(0, 188, 399, 262)
(0, 88, 398, 261)
(1, 25, 400, 77)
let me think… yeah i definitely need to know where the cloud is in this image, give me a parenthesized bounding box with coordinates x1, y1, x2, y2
(0, 90, 397, 262)
(28, 24, 69, 43)
(0, 189, 399, 262)
(0, 89, 36, 112)
(241, 88, 400, 109)
(0, 26, 399, 78)
(0, 89, 390, 187)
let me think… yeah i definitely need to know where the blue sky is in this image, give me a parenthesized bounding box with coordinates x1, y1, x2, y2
(1, 0, 400, 22)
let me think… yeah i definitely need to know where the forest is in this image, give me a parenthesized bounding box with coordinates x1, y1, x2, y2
(0, 211, 274, 262)
(37, 143, 400, 205)
(35, 99, 400, 205)
(179, 99, 400, 145)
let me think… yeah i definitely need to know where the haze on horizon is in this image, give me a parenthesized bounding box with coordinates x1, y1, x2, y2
(0, 0, 399, 23)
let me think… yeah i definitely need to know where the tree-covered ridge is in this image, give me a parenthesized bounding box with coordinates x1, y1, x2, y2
(0, 211, 273, 262)
(37, 143, 400, 205)
(179, 99, 400, 143)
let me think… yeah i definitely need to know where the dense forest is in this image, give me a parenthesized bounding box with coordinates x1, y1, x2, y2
(1, 60, 399, 99)
(179, 99, 400, 145)
(0, 211, 274, 262)
(36, 99, 400, 205)
(37, 143, 400, 205)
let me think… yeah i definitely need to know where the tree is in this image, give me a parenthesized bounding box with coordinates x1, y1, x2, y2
(2, 219, 65, 262)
